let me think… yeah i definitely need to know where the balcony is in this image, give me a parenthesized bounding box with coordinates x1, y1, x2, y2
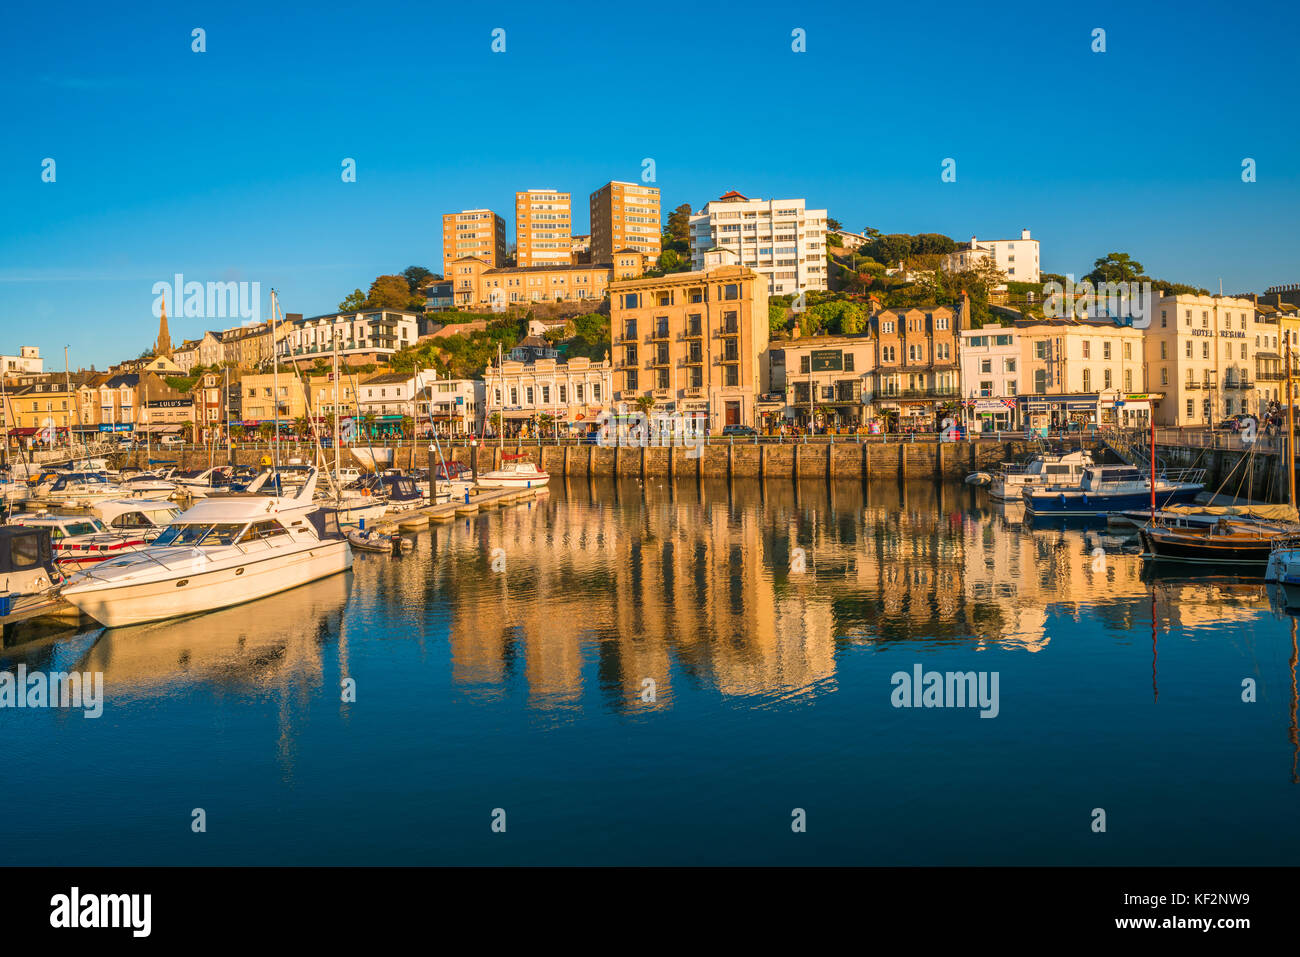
(1184, 382, 1203, 390)
(1258, 370, 1285, 381)
(1224, 378, 1254, 390)
(649, 327, 670, 341)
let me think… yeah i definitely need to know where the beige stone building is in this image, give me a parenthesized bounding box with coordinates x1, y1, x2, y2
(442, 209, 507, 277)
(776, 333, 878, 430)
(515, 189, 572, 267)
(609, 250, 770, 430)
(1014, 320, 1152, 429)
(589, 181, 661, 266)
(447, 254, 643, 309)
(483, 356, 612, 435)
(1140, 294, 1266, 426)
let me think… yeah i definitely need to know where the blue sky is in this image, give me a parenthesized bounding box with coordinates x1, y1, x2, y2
(2, 0, 1298, 368)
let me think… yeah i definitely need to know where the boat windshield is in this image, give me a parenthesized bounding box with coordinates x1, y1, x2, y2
(63, 520, 106, 537)
(153, 523, 247, 546)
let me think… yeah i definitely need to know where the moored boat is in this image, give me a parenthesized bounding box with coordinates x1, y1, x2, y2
(60, 467, 353, 627)
(476, 454, 549, 490)
(1023, 465, 1205, 518)
(989, 449, 1095, 500)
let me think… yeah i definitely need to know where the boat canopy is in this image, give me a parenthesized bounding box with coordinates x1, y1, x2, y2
(1163, 503, 1299, 522)
(0, 526, 54, 573)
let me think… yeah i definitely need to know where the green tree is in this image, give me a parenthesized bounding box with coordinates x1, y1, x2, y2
(402, 266, 434, 292)
(666, 203, 692, 243)
(338, 288, 367, 312)
(768, 302, 789, 336)
(366, 274, 413, 310)
(634, 395, 655, 416)
(1086, 252, 1144, 284)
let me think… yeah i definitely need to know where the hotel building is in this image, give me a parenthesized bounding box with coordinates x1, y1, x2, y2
(1141, 294, 1267, 427)
(589, 181, 661, 266)
(442, 209, 507, 277)
(688, 192, 828, 296)
(515, 189, 572, 267)
(609, 249, 770, 430)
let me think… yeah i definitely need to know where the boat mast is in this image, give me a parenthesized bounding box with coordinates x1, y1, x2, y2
(1149, 393, 1156, 521)
(1289, 340, 1296, 513)
(333, 330, 341, 506)
(497, 341, 504, 455)
(271, 289, 283, 488)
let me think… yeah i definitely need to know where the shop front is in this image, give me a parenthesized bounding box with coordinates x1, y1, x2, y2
(1019, 396, 1099, 432)
(1098, 392, 1159, 428)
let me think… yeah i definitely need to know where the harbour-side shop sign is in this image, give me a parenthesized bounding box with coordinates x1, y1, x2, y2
(809, 350, 843, 372)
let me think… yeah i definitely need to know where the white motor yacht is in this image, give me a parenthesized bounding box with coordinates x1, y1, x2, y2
(61, 467, 353, 627)
(988, 450, 1094, 500)
(476, 454, 549, 490)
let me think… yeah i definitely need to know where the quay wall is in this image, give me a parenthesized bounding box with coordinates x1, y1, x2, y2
(116, 438, 1103, 481)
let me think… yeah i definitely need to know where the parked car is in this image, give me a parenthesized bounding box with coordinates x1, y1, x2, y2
(721, 425, 758, 437)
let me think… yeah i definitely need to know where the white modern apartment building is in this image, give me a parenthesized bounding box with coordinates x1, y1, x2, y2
(958, 328, 1021, 430)
(0, 347, 43, 376)
(278, 310, 418, 365)
(515, 189, 573, 267)
(688, 191, 828, 296)
(941, 229, 1041, 284)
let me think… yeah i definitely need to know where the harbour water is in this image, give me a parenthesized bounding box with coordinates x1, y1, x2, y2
(3, 478, 1299, 866)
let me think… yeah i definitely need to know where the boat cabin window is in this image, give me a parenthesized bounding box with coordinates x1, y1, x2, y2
(111, 511, 152, 529)
(1044, 465, 1073, 475)
(157, 523, 249, 546)
(10, 534, 41, 568)
(54, 520, 106, 539)
(239, 520, 290, 542)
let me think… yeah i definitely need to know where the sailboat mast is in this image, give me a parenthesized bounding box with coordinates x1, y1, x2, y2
(271, 289, 282, 485)
(333, 330, 340, 500)
(1288, 341, 1295, 512)
(1149, 398, 1156, 520)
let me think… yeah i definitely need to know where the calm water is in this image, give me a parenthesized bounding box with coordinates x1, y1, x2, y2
(3, 478, 1299, 865)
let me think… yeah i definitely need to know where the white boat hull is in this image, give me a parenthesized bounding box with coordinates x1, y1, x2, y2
(62, 540, 353, 627)
(476, 473, 550, 489)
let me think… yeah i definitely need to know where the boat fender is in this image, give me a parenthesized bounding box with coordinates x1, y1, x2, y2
(1059, 493, 1067, 506)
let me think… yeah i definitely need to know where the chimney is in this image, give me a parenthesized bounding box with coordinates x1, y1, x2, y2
(1021, 228, 1031, 240)
(961, 288, 971, 328)
(970, 236, 977, 249)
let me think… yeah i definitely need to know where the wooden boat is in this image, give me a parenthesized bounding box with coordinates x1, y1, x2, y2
(1140, 518, 1296, 566)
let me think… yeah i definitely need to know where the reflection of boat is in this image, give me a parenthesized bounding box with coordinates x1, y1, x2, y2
(1024, 465, 1204, 517)
(476, 454, 549, 490)
(61, 468, 353, 627)
(75, 571, 353, 693)
(1265, 537, 1300, 586)
(989, 449, 1094, 500)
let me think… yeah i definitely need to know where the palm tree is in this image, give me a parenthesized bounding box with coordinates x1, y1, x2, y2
(537, 412, 555, 438)
(361, 412, 377, 439)
(634, 395, 656, 416)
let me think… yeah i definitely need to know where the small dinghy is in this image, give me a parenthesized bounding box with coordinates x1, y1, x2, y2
(965, 472, 992, 486)
(346, 529, 412, 555)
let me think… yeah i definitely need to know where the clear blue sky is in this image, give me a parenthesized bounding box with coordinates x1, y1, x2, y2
(3, 0, 1298, 369)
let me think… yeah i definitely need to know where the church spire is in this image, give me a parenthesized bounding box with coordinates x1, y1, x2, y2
(156, 293, 173, 357)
